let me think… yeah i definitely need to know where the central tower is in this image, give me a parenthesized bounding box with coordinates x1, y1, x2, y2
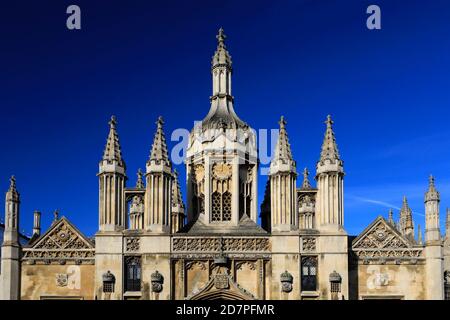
(185, 28, 258, 228)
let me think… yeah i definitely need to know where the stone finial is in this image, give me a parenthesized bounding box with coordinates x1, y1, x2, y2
(270, 116, 295, 172)
(6, 175, 19, 202)
(212, 28, 232, 67)
(33, 210, 41, 236)
(319, 115, 341, 163)
(53, 209, 59, 222)
(388, 209, 394, 225)
(417, 224, 423, 245)
(148, 116, 171, 168)
(171, 169, 185, 209)
(301, 168, 312, 190)
(9, 175, 16, 192)
(136, 168, 145, 189)
(102, 115, 124, 166)
(329, 270, 342, 283)
(425, 174, 440, 202)
(216, 27, 226, 47)
(399, 196, 414, 235)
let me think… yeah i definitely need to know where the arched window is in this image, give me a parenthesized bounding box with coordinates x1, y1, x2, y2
(211, 191, 232, 222)
(211, 192, 222, 222)
(125, 256, 141, 292)
(222, 191, 232, 221)
(301, 256, 317, 292)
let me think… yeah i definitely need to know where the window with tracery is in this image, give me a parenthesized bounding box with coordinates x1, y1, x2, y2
(125, 256, 141, 292)
(211, 163, 233, 222)
(211, 191, 232, 222)
(301, 256, 317, 291)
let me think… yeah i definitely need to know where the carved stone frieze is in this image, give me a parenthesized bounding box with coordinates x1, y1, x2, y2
(172, 237, 270, 253)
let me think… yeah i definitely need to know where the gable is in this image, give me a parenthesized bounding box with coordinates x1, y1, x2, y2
(22, 217, 95, 265)
(352, 216, 411, 250)
(31, 217, 94, 250)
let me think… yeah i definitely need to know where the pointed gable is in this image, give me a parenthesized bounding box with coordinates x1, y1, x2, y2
(31, 217, 93, 250)
(352, 216, 412, 250)
(23, 217, 95, 264)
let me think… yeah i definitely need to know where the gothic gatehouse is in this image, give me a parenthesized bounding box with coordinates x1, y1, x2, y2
(1, 29, 450, 300)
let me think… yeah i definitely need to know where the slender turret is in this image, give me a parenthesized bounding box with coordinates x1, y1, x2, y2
(399, 196, 414, 240)
(98, 116, 127, 231)
(145, 116, 172, 233)
(269, 116, 297, 231)
(315, 115, 344, 231)
(423, 175, 444, 300)
(1, 176, 21, 299)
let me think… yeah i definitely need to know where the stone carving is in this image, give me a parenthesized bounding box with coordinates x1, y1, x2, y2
(173, 237, 270, 252)
(212, 163, 232, 180)
(125, 237, 140, 252)
(353, 218, 409, 250)
(151, 271, 164, 293)
(102, 270, 115, 283)
(235, 261, 256, 271)
(444, 270, 450, 284)
(352, 217, 422, 262)
(56, 274, 68, 287)
(302, 237, 316, 252)
(22, 218, 95, 264)
(280, 271, 293, 293)
(374, 273, 389, 286)
(355, 249, 422, 260)
(194, 164, 205, 182)
(186, 261, 207, 271)
(214, 274, 229, 289)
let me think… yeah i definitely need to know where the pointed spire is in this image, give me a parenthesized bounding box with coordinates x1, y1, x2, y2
(388, 208, 394, 225)
(148, 116, 171, 168)
(271, 116, 295, 172)
(417, 224, 423, 245)
(399, 196, 414, 236)
(171, 169, 185, 209)
(212, 27, 232, 68)
(425, 174, 440, 202)
(6, 175, 19, 202)
(136, 168, 144, 189)
(301, 168, 312, 190)
(102, 115, 124, 166)
(319, 115, 341, 163)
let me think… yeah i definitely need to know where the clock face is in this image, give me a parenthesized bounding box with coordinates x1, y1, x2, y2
(212, 163, 232, 180)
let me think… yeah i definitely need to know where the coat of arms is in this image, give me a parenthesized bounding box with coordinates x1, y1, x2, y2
(56, 274, 68, 287)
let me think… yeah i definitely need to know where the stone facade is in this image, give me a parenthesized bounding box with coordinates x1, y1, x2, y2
(1, 29, 450, 300)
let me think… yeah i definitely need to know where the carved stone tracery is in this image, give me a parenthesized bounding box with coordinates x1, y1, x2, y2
(173, 237, 270, 253)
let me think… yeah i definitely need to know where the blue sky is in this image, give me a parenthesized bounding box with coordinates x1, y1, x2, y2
(1, 0, 450, 237)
